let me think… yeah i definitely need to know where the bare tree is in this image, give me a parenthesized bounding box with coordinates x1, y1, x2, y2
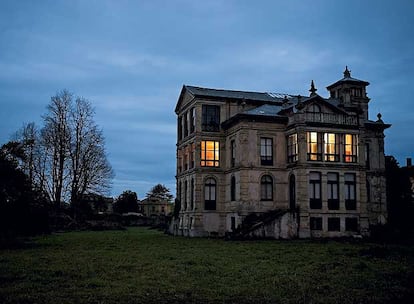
(69, 97, 113, 204)
(14, 90, 113, 208)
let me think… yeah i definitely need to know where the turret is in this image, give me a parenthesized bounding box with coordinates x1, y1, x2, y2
(326, 67, 370, 119)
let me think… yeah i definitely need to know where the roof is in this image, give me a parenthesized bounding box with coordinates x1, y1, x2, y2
(326, 67, 369, 89)
(243, 104, 284, 116)
(184, 85, 295, 103)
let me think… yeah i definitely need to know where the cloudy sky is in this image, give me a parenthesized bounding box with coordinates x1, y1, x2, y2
(1, 0, 413, 199)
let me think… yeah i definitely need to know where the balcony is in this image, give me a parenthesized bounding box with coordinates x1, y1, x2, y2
(289, 113, 358, 126)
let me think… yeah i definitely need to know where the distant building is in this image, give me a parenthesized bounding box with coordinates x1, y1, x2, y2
(140, 197, 174, 216)
(174, 67, 390, 238)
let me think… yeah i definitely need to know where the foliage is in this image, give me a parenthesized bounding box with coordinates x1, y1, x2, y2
(13, 90, 114, 207)
(0, 228, 413, 303)
(146, 184, 173, 203)
(0, 143, 50, 239)
(385, 155, 414, 234)
(113, 190, 139, 214)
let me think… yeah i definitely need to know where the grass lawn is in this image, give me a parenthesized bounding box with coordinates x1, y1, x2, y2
(1, 227, 413, 303)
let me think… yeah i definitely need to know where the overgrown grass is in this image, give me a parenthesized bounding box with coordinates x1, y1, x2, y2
(1, 228, 413, 303)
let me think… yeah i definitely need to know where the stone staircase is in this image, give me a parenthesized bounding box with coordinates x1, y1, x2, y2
(228, 209, 298, 240)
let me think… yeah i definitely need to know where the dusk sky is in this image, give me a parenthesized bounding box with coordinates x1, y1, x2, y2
(1, 0, 413, 199)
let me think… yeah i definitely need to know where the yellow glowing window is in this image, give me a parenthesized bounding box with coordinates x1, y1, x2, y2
(201, 140, 219, 167)
(307, 132, 322, 161)
(344, 134, 357, 162)
(324, 133, 339, 161)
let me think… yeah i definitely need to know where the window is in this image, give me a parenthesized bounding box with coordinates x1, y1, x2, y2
(260, 137, 273, 165)
(289, 174, 296, 210)
(184, 180, 188, 210)
(328, 218, 340, 231)
(230, 176, 236, 201)
(260, 175, 273, 201)
(190, 178, 194, 210)
(344, 134, 358, 163)
(201, 141, 219, 167)
(345, 218, 358, 232)
(189, 145, 194, 169)
(365, 143, 370, 169)
(310, 217, 322, 230)
(190, 108, 195, 133)
(324, 133, 339, 162)
(178, 116, 182, 141)
(366, 179, 371, 202)
(204, 178, 216, 210)
(202, 105, 220, 132)
(309, 172, 322, 209)
(183, 111, 188, 137)
(327, 173, 339, 210)
(307, 132, 322, 161)
(230, 140, 236, 167)
(345, 173, 356, 210)
(287, 134, 298, 163)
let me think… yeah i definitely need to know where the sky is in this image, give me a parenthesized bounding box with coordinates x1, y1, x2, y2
(1, 0, 414, 199)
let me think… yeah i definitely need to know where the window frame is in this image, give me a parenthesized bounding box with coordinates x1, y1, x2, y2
(345, 173, 357, 210)
(287, 133, 298, 163)
(309, 172, 322, 209)
(344, 134, 358, 163)
(202, 105, 220, 132)
(324, 133, 340, 162)
(260, 137, 273, 166)
(200, 140, 220, 167)
(307, 132, 322, 161)
(230, 176, 236, 202)
(260, 175, 273, 201)
(327, 172, 339, 210)
(328, 218, 341, 231)
(310, 217, 323, 231)
(204, 177, 217, 210)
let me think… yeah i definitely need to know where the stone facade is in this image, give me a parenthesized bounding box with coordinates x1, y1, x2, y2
(174, 67, 390, 238)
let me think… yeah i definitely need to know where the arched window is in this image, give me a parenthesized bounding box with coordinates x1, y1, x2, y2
(204, 178, 216, 210)
(289, 174, 296, 210)
(261, 175, 273, 201)
(231, 176, 236, 201)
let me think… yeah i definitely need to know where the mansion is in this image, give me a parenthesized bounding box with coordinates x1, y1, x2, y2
(174, 67, 390, 238)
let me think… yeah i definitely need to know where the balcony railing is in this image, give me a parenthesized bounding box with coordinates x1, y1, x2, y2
(289, 113, 358, 126)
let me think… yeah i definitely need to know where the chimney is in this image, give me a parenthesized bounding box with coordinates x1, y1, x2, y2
(407, 158, 412, 167)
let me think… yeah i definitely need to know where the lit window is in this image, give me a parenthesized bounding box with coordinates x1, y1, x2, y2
(309, 172, 322, 209)
(287, 134, 298, 163)
(345, 173, 356, 210)
(324, 133, 339, 162)
(260, 137, 273, 165)
(201, 141, 219, 167)
(204, 178, 216, 210)
(327, 173, 339, 210)
(260, 175, 273, 201)
(344, 134, 357, 163)
(202, 105, 220, 132)
(307, 132, 322, 161)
